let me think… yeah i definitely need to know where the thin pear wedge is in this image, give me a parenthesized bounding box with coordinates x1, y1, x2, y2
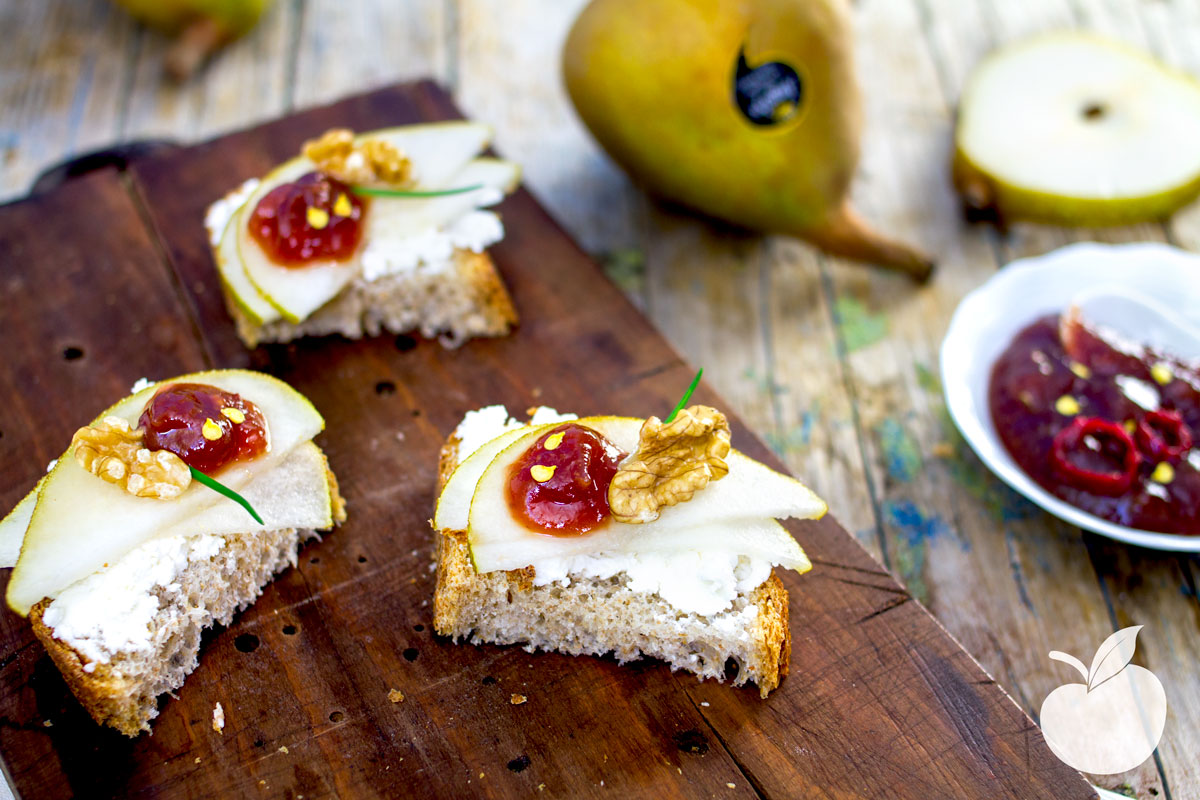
(158, 441, 334, 538)
(216, 211, 280, 326)
(0, 481, 41, 569)
(955, 32, 1200, 226)
(465, 416, 824, 575)
(434, 422, 560, 533)
(6, 370, 324, 616)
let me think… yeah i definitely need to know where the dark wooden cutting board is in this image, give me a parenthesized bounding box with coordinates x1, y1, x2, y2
(0, 82, 1094, 800)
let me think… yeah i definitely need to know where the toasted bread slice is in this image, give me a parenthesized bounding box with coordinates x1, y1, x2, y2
(27, 456, 346, 736)
(432, 433, 790, 697)
(223, 246, 517, 348)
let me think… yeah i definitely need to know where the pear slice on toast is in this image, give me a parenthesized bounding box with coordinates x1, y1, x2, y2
(6, 370, 325, 616)
(464, 416, 824, 575)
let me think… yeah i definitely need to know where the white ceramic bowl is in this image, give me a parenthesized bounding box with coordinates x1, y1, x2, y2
(940, 242, 1200, 551)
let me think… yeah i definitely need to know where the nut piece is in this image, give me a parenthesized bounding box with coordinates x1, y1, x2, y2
(301, 128, 412, 187)
(608, 405, 731, 524)
(72, 416, 191, 500)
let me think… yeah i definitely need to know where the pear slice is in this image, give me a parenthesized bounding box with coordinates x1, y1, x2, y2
(235, 156, 521, 324)
(157, 441, 334, 538)
(955, 32, 1200, 225)
(216, 211, 281, 326)
(0, 481, 41, 569)
(469, 517, 811, 576)
(464, 416, 825, 575)
(6, 370, 325, 616)
(434, 422, 559, 533)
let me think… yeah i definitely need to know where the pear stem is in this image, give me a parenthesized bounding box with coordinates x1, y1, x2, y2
(800, 201, 934, 282)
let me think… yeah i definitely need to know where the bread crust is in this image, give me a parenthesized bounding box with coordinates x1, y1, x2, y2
(223, 247, 517, 348)
(432, 430, 790, 697)
(27, 454, 346, 736)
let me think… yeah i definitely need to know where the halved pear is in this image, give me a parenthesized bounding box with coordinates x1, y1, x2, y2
(464, 416, 825, 575)
(0, 481, 41, 569)
(6, 369, 325, 616)
(955, 32, 1200, 225)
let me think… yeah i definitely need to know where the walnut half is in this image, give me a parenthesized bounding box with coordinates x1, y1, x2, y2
(608, 405, 731, 524)
(72, 417, 191, 499)
(301, 128, 412, 187)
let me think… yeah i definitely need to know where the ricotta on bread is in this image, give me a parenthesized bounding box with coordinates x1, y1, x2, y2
(432, 405, 824, 696)
(206, 123, 520, 348)
(0, 370, 345, 735)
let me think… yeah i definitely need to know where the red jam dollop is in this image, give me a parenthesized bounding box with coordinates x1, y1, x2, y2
(139, 383, 269, 474)
(506, 423, 626, 536)
(248, 171, 365, 267)
(989, 313, 1200, 533)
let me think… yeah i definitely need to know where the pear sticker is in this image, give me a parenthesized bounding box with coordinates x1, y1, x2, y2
(1039, 626, 1167, 775)
(563, 0, 932, 281)
(734, 50, 804, 126)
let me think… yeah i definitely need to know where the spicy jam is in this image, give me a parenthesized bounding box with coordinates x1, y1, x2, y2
(506, 423, 626, 535)
(248, 172, 366, 266)
(139, 383, 269, 474)
(988, 313, 1200, 533)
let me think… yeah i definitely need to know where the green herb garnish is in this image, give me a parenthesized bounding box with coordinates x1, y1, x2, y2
(189, 466, 263, 525)
(351, 183, 484, 198)
(664, 368, 703, 424)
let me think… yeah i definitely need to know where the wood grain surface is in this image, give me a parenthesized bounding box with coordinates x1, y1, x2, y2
(2, 2, 1199, 798)
(0, 82, 1096, 799)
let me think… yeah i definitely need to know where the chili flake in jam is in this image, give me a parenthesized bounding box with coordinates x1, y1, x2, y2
(248, 172, 365, 266)
(506, 424, 626, 535)
(989, 312, 1200, 533)
(139, 383, 268, 474)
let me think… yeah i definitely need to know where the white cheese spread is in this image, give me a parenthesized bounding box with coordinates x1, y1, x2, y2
(204, 178, 261, 246)
(451, 406, 775, 616)
(361, 210, 504, 281)
(203, 175, 504, 284)
(452, 404, 576, 461)
(43, 534, 225, 670)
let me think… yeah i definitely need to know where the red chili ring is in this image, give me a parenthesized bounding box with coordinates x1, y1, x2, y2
(1051, 417, 1141, 496)
(1135, 409, 1193, 463)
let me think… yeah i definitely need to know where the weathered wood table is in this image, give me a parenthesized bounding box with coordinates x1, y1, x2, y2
(1, 1, 1197, 798)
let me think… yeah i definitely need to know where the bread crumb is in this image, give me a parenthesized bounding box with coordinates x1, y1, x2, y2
(388, 689, 405, 703)
(278, 745, 289, 754)
(259, 779, 267, 788)
(195, 757, 201, 764)
(479, 772, 485, 779)
(510, 693, 527, 705)
(537, 784, 545, 792)
(212, 702, 225, 734)
(726, 783, 736, 789)
(42, 720, 52, 727)
(700, 701, 710, 707)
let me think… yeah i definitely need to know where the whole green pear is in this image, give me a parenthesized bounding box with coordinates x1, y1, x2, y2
(110, 0, 274, 80)
(563, 0, 932, 280)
